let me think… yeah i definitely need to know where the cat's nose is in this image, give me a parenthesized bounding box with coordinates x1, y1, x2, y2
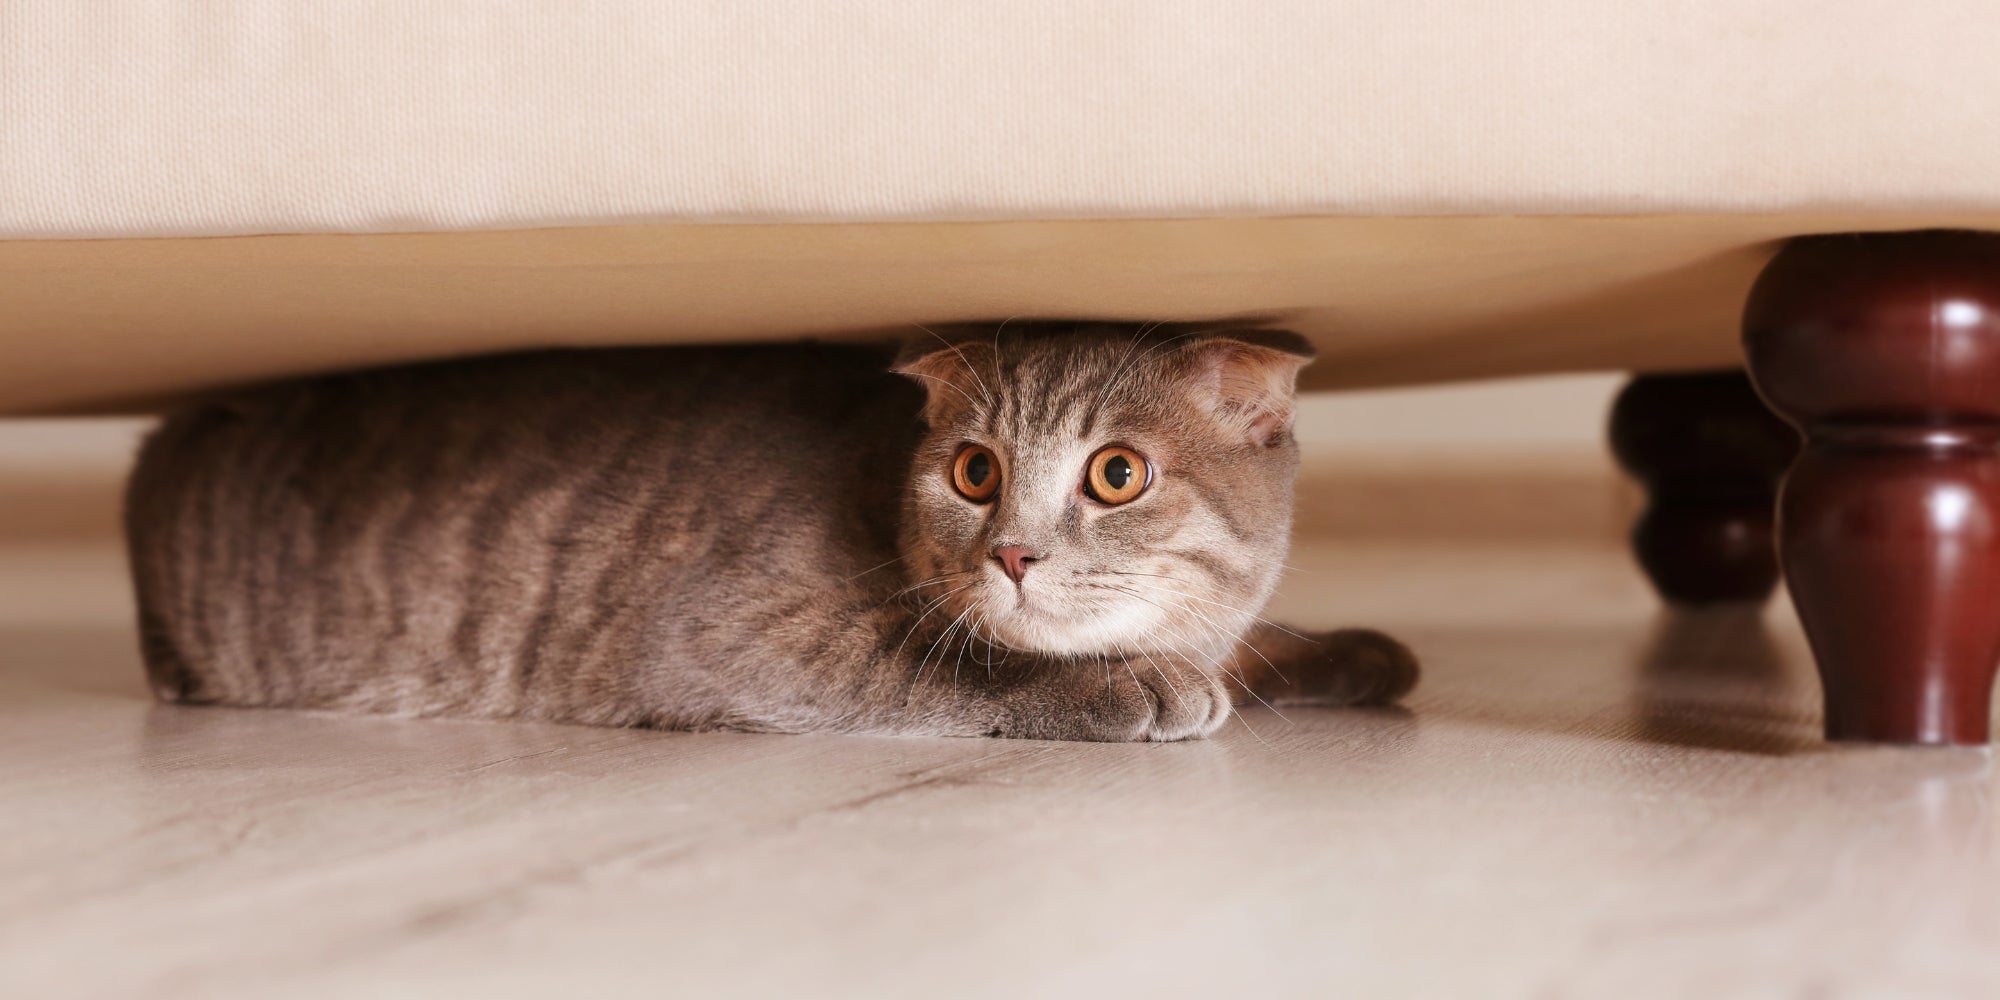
(991, 544, 1041, 584)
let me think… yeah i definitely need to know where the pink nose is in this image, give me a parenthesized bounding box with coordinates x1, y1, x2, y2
(991, 544, 1040, 584)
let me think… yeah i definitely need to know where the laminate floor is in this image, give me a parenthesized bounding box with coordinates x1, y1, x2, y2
(2, 424, 1996, 1000)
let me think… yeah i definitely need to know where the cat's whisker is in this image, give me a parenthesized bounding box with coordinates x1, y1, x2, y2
(1103, 572, 1312, 642)
(989, 316, 1019, 404)
(899, 370, 982, 412)
(920, 612, 960, 684)
(893, 582, 978, 660)
(974, 613, 997, 680)
(902, 585, 966, 626)
(881, 570, 974, 607)
(841, 555, 905, 584)
(1077, 322, 1158, 428)
(1144, 654, 1197, 733)
(1092, 327, 1210, 421)
(893, 572, 977, 608)
(1144, 626, 1276, 745)
(986, 629, 1006, 678)
(983, 620, 1013, 669)
(1120, 582, 1281, 675)
(1119, 591, 1223, 659)
(919, 606, 975, 688)
(1121, 632, 1193, 720)
(952, 612, 985, 689)
(1111, 642, 1154, 726)
(1087, 321, 1190, 424)
(1228, 702, 1273, 745)
(1150, 609, 1233, 673)
(1135, 587, 1296, 692)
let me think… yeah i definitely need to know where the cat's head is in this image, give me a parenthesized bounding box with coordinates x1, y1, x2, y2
(894, 322, 1312, 660)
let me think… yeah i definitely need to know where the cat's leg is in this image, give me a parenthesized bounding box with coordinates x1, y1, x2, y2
(886, 645, 1236, 742)
(1225, 624, 1418, 708)
(768, 609, 1236, 742)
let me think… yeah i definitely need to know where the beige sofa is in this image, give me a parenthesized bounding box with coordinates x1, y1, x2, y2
(7, 1, 2000, 411)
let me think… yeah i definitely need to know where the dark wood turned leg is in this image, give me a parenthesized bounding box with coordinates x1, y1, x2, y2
(1745, 229, 2000, 745)
(1609, 371, 1798, 605)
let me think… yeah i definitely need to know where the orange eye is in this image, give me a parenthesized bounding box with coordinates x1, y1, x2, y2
(951, 445, 1001, 503)
(1085, 446, 1150, 505)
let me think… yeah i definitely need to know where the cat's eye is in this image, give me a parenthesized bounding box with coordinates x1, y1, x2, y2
(1084, 446, 1150, 505)
(951, 444, 1001, 503)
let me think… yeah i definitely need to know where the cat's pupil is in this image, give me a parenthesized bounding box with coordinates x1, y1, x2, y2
(966, 452, 991, 486)
(1103, 455, 1133, 489)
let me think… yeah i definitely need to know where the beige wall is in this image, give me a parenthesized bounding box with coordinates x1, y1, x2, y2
(1295, 373, 1621, 459)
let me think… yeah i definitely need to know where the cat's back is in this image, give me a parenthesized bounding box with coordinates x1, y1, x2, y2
(126, 344, 920, 721)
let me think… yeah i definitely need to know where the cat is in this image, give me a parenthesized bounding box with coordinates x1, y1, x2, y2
(124, 322, 1417, 742)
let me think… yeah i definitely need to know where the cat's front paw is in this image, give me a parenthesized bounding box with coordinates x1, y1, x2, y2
(1273, 628, 1420, 707)
(1002, 659, 1232, 742)
(1126, 660, 1233, 742)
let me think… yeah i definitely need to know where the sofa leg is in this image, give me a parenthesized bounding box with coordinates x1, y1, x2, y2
(1609, 371, 1797, 605)
(1745, 230, 2000, 745)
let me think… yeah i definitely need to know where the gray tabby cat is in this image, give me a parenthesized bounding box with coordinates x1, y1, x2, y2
(125, 322, 1416, 741)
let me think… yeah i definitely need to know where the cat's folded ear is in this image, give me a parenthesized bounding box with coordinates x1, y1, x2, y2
(1171, 329, 1316, 448)
(893, 334, 994, 425)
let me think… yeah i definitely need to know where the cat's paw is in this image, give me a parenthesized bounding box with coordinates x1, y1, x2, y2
(1271, 628, 1420, 707)
(1000, 659, 1232, 742)
(1126, 661, 1233, 742)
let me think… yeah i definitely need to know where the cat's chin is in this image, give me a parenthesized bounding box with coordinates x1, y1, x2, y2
(974, 591, 1171, 658)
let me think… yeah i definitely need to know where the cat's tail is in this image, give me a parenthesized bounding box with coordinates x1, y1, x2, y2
(1314, 628, 1421, 706)
(1231, 625, 1420, 708)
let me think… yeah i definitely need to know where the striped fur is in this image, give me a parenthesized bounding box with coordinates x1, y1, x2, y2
(125, 325, 1414, 742)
